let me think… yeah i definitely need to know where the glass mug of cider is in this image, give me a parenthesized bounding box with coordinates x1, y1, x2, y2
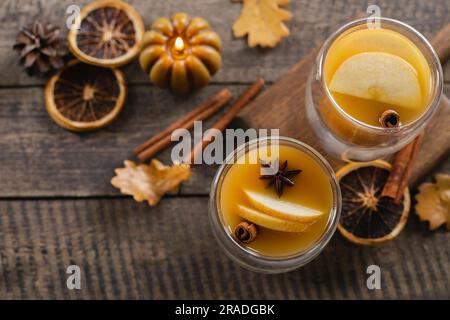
(209, 136, 341, 273)
(306, 18, 443, 161)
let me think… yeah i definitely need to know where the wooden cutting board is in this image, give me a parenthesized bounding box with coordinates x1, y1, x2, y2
(237, 23, 450, 187)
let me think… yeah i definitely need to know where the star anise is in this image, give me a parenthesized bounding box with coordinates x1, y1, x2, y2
(260, 159, 302, 197)
(13, 21, 67, 76)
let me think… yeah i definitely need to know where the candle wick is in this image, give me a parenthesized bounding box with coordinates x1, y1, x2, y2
(174, 37, 185, 52)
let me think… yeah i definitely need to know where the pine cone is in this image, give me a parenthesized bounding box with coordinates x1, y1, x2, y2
(13, 21, 68, 76)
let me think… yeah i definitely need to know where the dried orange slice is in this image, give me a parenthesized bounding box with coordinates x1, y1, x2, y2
(68, 0, 144, 67)
(45, 60, 127, 131)
(336, 160, 411, 245)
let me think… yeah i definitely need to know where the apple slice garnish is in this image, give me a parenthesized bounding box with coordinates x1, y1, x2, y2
(237, 205, 310, 233)
(329, 52, 422, 109)
(244, 190, 324, 222)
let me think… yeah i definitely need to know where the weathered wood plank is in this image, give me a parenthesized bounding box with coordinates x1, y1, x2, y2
(0, 84, 245, 197)
(0, 85, 449, 197)
(0, 0, 449, 86)
(0, 0, 448, 302)
(0, 197, 448, 299)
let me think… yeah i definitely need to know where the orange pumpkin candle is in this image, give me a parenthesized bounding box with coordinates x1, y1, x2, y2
(139, 13, 222, 94)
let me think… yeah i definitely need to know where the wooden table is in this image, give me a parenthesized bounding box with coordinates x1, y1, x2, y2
(0, 0, 449, 299)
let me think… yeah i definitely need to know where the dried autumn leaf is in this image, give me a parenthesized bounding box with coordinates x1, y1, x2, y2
(111, 160, 192, 206)
(233, 0, 292, 48)
(436, 174, 450, 202)
(415, 174, 450, 231)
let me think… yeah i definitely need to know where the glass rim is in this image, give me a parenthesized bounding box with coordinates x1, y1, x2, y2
(317, 17, 443, 134)
(209, 136, 342, 273)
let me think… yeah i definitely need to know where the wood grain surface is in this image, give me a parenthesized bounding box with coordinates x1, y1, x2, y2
(0, 197, 448, 299)
(0, 0, 449, 86)
(0, 84, 448, 197)
(0, 0, 449, 300)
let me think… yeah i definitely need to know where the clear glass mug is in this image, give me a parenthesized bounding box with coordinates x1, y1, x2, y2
(209, 136, 341, 273)
(305, 18, 443, 161)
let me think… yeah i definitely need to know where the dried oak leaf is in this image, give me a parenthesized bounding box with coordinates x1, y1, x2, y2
(111, 160, 192, 206)
(415, 174, 450, 231)
(233, 0, 292, 48)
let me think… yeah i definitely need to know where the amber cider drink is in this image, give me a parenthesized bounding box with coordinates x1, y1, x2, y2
(209, 137, 341, 273)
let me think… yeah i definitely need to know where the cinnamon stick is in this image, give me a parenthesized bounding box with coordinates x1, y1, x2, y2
(184, 78, 265, 165)
(394, 134, 424, 202)
(134, 88, 232, 161)
(381, 134, 423, 203)
(380, 23, 450, 203)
